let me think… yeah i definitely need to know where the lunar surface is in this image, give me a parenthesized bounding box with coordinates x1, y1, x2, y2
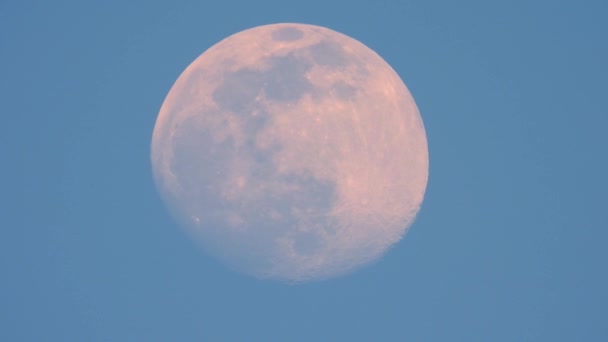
(151, 23, 428, 282)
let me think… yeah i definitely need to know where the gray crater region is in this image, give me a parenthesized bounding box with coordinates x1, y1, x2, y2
(151, 23, 429, 282)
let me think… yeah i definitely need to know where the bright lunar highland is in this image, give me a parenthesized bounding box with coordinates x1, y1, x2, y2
(151, 23, 428, 282)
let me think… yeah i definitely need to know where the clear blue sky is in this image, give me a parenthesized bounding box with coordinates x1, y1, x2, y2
(2, 0, 607, 341)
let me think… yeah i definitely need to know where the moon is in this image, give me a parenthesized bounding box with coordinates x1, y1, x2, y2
(151, 23, 428, 282)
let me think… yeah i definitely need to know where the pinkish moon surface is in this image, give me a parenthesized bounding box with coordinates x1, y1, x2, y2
(151, 23, 429, 282)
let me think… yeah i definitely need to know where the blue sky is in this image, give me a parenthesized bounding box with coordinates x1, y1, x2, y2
(2, 0, 607, 341)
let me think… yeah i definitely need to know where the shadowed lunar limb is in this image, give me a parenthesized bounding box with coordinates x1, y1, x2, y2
(151, 23, 428, 282)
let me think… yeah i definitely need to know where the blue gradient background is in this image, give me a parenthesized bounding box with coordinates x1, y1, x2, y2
(2, 0, 606, 341)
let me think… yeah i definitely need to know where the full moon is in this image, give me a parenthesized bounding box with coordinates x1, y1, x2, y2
(151, 23, 428, 282)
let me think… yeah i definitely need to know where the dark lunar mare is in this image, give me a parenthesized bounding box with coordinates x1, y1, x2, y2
(308, 39, 350, 67)
(171, 120, 337, 272)
(169, 47, 351, 273)
(271, 27, 304, 42)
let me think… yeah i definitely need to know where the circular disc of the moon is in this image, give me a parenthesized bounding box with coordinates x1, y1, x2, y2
(151, 23, 428, 282)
